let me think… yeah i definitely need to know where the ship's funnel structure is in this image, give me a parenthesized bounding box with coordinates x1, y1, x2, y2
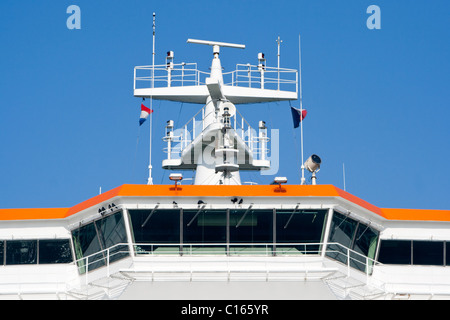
(134, 38, 298, 185)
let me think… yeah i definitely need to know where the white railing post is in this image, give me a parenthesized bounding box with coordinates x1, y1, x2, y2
(85, 256, 89, 285)
(347, 247, 351, 277)
(107, 248, 110, 277)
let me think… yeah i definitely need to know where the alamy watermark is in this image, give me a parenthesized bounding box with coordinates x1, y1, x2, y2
(167, 124, 280, 176)
(67, 5, 81, 30)
(367, 5, 381, 30)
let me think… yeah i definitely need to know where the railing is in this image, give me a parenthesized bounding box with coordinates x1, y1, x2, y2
(232, 64, 298, 91)
(134, 63, 201, 89)
(73, 242, 379, 278)
(134, 63, 297, 93)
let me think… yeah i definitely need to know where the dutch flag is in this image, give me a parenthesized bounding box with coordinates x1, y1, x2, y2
(291, 106, 307, 128)
(139, 103, 153, 126)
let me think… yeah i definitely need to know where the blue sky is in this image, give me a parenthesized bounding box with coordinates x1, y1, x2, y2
(0, 0, 449, 210)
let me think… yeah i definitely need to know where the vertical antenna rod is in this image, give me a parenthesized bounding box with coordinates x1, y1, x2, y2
(299, 34, 306, 185)
(147, 12, 156, 185)
(343, 163, 346, 191)
(276, 36, 283, 90)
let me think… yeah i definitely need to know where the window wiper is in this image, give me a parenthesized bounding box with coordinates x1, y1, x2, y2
(283, 204, 300, 229)
(236, 204, 254, 228)
(187, 204, 206, 227)
(141, 203, 160, 228)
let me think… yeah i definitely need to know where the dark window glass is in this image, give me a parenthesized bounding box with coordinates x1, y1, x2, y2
(276, 209, 327, 254)
(447, 242, 450, 266)
(229, 209, 273, 254)
(378, 240, 412, 265)
(129, 209, 180, 254)
(413, 241, 444, 266)
(6, 240, 37, 265)
(0, 241, 4, 265)
(326, 212, 358, 263)
(183, 209, 227, 254)
(39, 239, 73, 264)
(72, 222, 105, 272)
(351, 224, 379, 272)
(95, 211, 129, 262)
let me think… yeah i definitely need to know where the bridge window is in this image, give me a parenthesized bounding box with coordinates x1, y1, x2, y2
(351, 224, 379, 271)
(326, 211, 379, 273)
(6, 240, 37, 265)
(326, 212, 359, 264)
(276, 209, 328, 254)
(72, 210, 128, 273)
(72, 222, 104, 272)
(0, 241, 3, 265)
(0, 239, 73, 266)
(378, 240, 412, 265)
(378, 240, 445, 266)
(38, 239, 73, 264)
(183, 209, 227, 254)
(229, 209, 273, 254)
(129, 209, 180, 254)
(129, 208, 329, 256)
(413, 241, 444, 266)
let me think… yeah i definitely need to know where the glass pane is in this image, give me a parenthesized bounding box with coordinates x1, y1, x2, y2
(6, 240, 37, 265)
(129, 209, 180, 254)
(447, 242, 450, 266)
(95, 211, 129, 262)
(229, 209, 273, 255)
(39, 239, 73, 264)
(276, 209, 327, 255)
(0, 241, 4, 265)
(413, 241, 444, 266)
(72, 222, 105, 272)
(326, 211, 358, 264)
(183, 210, 226, 255)
(378, 240, 412, 265)
(350, 224, 379, 272)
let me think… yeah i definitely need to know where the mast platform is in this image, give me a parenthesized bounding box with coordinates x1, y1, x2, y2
(134, 62, 298, 104)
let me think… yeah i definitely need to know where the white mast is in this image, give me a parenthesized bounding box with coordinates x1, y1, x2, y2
(134, 37, 298, 185)
(147, 12, 156, 185)
(299, 34, 306, 185)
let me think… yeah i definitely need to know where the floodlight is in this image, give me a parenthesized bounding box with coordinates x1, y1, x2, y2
(273, 177, 288, 189)
(169, 173, 183, 188)
(304, 154, 321, 173)
(169, 173, 183, 181)
(273, 177, 288, 184)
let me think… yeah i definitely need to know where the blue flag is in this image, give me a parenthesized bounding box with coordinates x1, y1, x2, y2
(291, 106, 307, 128)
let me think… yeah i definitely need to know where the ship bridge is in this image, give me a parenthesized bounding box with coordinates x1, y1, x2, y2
(1, 184, 450, 300)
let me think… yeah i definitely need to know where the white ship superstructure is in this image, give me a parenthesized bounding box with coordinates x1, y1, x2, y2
(1, 36, 450, 300)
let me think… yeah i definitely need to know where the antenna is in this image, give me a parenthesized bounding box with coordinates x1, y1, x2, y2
(147, 12, 156, 185)
(298, 34, 306, 185)
(343, 163, 346, 191)
(186, 39, 246, 49)
(187, 39, 245, 58)
(276, 36, 283, 90)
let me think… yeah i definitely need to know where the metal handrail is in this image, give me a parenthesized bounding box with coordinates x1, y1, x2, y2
(73, 242, 380, 277)
(134, 63, 297, 92)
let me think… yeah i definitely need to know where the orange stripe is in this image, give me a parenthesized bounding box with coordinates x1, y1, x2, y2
(0, 184, 449, 222)
(0, 208, 69, 220)
(381, 208, 450, 221)
(334, 187, 386, 218)
(65, 185, 123, 217)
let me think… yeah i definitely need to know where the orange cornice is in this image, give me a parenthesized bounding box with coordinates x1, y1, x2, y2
(0, 184, 449, 222)
(0, 208, 70, 221)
